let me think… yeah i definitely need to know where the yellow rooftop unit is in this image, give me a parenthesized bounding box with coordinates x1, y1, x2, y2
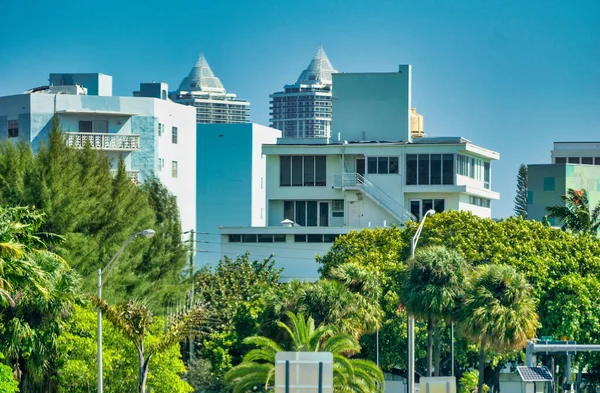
(411, 108, 424, 138)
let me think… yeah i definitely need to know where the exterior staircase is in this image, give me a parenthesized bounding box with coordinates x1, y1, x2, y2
(333, 173, 416, 223)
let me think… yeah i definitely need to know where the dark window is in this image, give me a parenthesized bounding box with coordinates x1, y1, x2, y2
(319, 203, 329, 227)
(422, 199, 434, 217)
(378, 157, 389, 174)
(595, 157, 600, 166)
(228, 234, 241, 242)
(284, 201, 293, 220)
(258, 234, 273, 243)
(280, 156, 291, 186)
(582, 157, 593, 165)
(484, 162, 490, 189)
(442, 154, 454, 185)
(307, 234, 323, 243)
(295, 201, 306, 226)
(242, 234, 257, 242)
(292, 156, 303, 186)
(406, 155, 417, 185)
(274, 234, 286, 243)
(418, 154, 430, 185)
(323, 234, 338, 243)
(7, 120, 19, 138)
(303, 156, 315, 186)
(294, 234, 307, 242)
(315, 156, 326, 186)
(568, 157, 580, 164)
(410, 200, 420, 219)
(430, 154, 442, 185)
(79, 120, 93, 132)
(306, 201, 318, 226)
(555, 157, 567, 164)
(367, 157, 377, 174)
(389, 157, 399, 174)
(434, 199, 445, 213)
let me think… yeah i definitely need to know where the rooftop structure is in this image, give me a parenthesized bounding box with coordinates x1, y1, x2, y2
(170, 54, 250, 124)
(270, 46, 337, 140)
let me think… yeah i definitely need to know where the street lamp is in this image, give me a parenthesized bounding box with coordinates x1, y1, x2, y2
(97, 229, 155, 393)
(407, 209, 435, 393)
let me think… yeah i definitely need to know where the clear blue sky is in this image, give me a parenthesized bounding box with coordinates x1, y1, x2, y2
(1, 0, 598, 218)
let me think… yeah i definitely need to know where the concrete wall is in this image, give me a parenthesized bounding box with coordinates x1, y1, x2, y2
(49, 73, 112, 96)
(331, 67, 411, 142)
(251, 124, 281, 226)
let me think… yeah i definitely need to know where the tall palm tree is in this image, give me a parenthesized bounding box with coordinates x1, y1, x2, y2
(546, 189, 600, 234)
(457, 264, 537, 393)
(225, 311, 383, 393)
(399, 246, 468, 376)
(94, 298, 209, 393)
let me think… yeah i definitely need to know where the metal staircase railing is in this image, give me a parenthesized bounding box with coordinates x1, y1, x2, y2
(333, 173, 416, 223)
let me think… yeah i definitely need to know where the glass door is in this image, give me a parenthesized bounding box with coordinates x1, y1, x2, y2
(319, 202, 329, 227)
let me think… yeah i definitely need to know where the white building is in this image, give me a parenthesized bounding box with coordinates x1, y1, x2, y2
(170, 54, 250, 124)
(270, 46, 336, 140)
(0, 73, 197, 233)
(550, 141, 600, 164)
(220, 66, 500, 282)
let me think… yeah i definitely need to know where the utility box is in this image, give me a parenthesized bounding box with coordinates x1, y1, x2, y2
(419, 377, 457, 393)
(275, 352, 333, 393)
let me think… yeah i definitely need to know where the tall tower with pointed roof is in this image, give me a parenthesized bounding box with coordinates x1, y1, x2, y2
(270, 46, 337, 139)
(170, 54, 250, 124)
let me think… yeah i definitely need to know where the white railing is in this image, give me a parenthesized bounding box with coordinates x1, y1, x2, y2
(333, 173, 416, 223)
(109, 169, 140, 185)
(65, 132, 140, 151)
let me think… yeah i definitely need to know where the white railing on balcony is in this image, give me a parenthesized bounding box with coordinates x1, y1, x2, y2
(65, 132, 140, 151)
(333, 173, 416, 223)
(109, 169, 140, 185)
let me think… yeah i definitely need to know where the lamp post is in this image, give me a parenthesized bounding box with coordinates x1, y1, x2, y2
(97, 229, 155, 393)
(407, 209, 435, 393)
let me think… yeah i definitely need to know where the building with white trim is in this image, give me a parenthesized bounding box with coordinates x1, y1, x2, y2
(170, 54, 250, 124)
(220, 65, 500, 281)
(0, 73, 197, 233)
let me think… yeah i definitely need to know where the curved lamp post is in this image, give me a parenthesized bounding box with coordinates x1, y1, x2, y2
(97, 229, 155, 393)
(407, 210, 435, 393)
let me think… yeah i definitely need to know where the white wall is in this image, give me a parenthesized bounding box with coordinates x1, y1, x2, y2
(251, 125, 281, 226)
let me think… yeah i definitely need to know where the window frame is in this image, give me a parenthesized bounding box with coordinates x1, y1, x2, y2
(7, 120, 19, 138)
(171, 161, 178, 178)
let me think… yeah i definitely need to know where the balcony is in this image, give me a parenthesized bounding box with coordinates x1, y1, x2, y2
(109, 169, 141, 185)
(65, 132, 140, 151)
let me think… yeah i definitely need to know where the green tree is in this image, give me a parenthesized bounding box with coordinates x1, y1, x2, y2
(94, 299, 207, 393)
(457, 264, 537, 393)
(514, 164, 528, 218)
(0, 353, 18, 393)
(224, 312, 384, 393)
(56, 304, 193, 393)
(546, 189, 600, 234)
(399, 246, 468, 376)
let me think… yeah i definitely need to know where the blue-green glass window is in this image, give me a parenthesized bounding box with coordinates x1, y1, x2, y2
(543, 177, 555, 191)
(527, 191, 534, 205)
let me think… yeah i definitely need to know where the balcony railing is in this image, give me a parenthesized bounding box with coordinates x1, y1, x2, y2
(109, 169, 140, 185)
(65, 132, 140, 151)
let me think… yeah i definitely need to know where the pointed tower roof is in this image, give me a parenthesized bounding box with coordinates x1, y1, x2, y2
(296, 46, 337, 85)
(177, 54, 225, 92)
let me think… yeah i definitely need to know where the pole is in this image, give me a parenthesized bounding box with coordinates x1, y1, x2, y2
(451, 323, 454, 377)
(408, 237, 415, 393)
(97, 268, 103, 393)
(189, 230, 195, 362)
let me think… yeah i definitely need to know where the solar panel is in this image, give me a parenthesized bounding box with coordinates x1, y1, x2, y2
(517, 366, 553, 382)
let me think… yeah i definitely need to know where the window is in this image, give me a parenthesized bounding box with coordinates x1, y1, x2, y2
(407, 154, 455, 185)
(158, 123, 164, 136)
(368, 157, 399, 174)
(172, 161, 178, 178)
(555, 157, 566, 164)
(568, 157, 580, 164)
(294, 234, 341, 243)
(158, 158, 164, 171)
(172, 127, 178, 144)
(484, 162, 490, 189)
(7, 120, 18, 138)
(410, 199, 445, 220)
(457, 155, 487, 183)
(284, 200, 332, 226)
(582, 157, 593, 165)
(280, 156, 326, 187)
(543, 177, 555, 191)
(595, 157, 600, 166)
(79, 120, 108, 133)
(229, 234, 285, 243)
(469, 196, 491, 208)
(332, 200, 344, 217)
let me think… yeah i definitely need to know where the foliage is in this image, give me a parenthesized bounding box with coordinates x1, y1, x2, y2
(514, 164, 528, 218)
(0, 120, 188, 312)
(399, 246, 468, 376)
(546, 188, 600, 234)
(0, 353, 18, 393)
(0, 206, 79, 392)
(459, 370, 489, 393)
(192, 253, 281, 390)
(457, 264, 537, 393)
(56, 304, 193, 393)
(93, 298, 206, 393)
(224, 312, 384, 393)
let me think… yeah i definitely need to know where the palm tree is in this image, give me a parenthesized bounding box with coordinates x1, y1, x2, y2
(546, 189, 600, 234)
(225, 311, 383, 393)
(457, 264, 537, 393)
(94, 298, 208, 393)
(399, 246, 468, 376)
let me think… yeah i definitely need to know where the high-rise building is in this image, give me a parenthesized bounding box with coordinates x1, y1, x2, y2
(170, 54, 250, 124)
(270, 46, 337, 139)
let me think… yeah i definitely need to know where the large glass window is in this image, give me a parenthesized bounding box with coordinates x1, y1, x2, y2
(406, 155, 417, 185)
(407, 154, 454, 185)
(280, 156, 327, 187)
(430, 154, 442, 185)
(410, 199, 446, 220)
(418, 154, 430, 185)
(368, 157, 399, 174)
(283, 200, 335, 226)
(79, 120, 108, 133)
(442, 154, 454, 185)
(484, 162, 490, 189)
(555, 157, 566, 164)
